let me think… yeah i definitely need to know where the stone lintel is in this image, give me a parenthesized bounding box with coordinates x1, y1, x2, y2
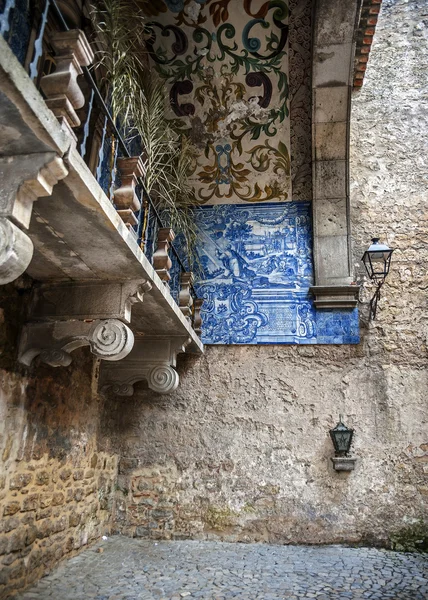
(331, 457, 357, 472)
(100, 336, 191, 395)
(309, 285, 359, 309)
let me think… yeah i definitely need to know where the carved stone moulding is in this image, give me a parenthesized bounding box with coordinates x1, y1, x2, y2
(0, 153, 68, 285)
(100, 336, 191, 396)
(19, 318, 134, 367)
(29, 279, 152, 324)
(309, 285, 359, 309)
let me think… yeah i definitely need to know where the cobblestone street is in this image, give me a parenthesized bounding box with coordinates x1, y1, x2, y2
(12, 536, 428, 600)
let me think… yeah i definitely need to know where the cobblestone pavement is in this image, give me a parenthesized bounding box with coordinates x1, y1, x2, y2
(13, 536, 428, 600)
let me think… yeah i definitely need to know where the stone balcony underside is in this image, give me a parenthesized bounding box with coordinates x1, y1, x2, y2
(0, 37, 203, 392)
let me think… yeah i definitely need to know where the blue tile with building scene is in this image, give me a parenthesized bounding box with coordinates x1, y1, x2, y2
(193, 202, 359, 345)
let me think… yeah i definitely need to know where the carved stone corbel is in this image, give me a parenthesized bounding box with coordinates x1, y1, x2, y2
(40, 30, 94, 140)
(193, 298, 204, 337)
(179, 272, 194, 322)
(113, 156, 144, 229)
(19, 319, 134, 367)
(0, 153, 68, 284)
(153, 228, 175, 283)
(100, 336, 190, 395)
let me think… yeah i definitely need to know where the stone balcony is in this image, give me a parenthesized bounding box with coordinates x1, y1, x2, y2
(0, 28, 203, 393)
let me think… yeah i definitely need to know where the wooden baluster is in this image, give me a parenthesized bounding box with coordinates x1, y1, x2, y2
(193, 298, 203, 337)
(40, 28, 94, 139)
(153, 228, 175, 284)
(179, 272, 194, 323)
(113, 156, 144, 229)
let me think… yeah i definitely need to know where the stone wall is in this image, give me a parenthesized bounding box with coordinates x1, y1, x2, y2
(0, 282, 118, 599)
(109, 0, 428, 549)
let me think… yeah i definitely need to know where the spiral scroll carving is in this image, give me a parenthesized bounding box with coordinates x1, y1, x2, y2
(89, 319, 134, 361)
(39, 349, 72, 367)
(0, 218, 34, 285)
(109, 383, 134, 397)
(147, 365, 179, 394)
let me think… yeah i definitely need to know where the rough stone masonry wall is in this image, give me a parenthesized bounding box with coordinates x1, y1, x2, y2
(0, 282, 118, 600)
(108, 0, 428, 548)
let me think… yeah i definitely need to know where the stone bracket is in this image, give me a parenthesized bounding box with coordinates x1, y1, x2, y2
(331, 457, 357, 472)
(100, 336, 191, 395)
(0, 153, 68, 285)
(19, 319, 134, 367)
(29, 279, 153, 324)
(18, 279, 155, 367)
(309, 285, 359, 309)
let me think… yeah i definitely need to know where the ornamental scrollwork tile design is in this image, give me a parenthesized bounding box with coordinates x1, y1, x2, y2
(193, 202, 359, 345)
(145, 0, 292, 204)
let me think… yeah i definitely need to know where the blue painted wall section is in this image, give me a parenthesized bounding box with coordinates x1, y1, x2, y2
(194, 202, 359, 345)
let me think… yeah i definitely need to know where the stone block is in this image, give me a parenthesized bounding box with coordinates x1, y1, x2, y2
(313, 235, 352, 284)
(52, 492, 65, 506)
(35, 471, 50, 486)
(313, 197, 348, 236)
(9, 473, 32, 490)
(314, 160, 346, 199)
(3, 517, 20, 533)
(69, 511, 81, 528)
(36, 519, 53, 539)
(59, 469, 72, 481)
(314, 86, 348, 123)
(3, 501, 21, 516)
(313, 44, 353, 87)
(74, 488, 84, 502)
(8, 530, 26, 552)
(314, 0, 357, 45)
(314, 122, 347, 161)
(73, 469, 84, 481)
(22, 494, 39, 512)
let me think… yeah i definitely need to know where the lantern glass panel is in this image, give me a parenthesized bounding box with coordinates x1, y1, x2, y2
(329, 420, 354, 455)
(362, 238, 393, 281)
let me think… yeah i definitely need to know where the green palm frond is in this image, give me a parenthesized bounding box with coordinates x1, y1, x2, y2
(90, 0, 199, 266)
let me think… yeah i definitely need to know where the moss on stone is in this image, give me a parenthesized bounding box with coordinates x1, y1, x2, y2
(390, 521, 428, 553)
(205, 505, 239, 530)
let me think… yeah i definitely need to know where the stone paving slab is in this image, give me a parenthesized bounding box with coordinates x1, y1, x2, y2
(12, 536, 428, 600)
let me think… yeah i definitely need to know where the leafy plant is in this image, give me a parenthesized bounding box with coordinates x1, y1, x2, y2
(90, 0, 199, 264)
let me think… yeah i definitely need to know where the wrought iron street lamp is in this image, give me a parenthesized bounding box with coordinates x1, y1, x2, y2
(329, 415, 356, 472)
(329, 415, 354, 456)
(361, 238, 394, 319)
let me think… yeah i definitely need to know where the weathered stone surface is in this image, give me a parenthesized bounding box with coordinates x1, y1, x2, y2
(105, 0, 428, 547)
(11, 537, 428, 600)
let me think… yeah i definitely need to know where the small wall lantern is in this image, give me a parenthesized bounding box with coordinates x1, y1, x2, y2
(329, 415, 356, 472)
(361, 238, 394, 319)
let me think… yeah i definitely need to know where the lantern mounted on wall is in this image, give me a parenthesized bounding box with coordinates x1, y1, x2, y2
(361, 238, 394, 319)
(329, 415, 356, 472)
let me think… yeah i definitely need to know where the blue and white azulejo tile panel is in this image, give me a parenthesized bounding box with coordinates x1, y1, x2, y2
(193, 202, 359, 345)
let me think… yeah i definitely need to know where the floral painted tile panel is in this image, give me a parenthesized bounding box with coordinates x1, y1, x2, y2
(145, 0, 291, 204)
